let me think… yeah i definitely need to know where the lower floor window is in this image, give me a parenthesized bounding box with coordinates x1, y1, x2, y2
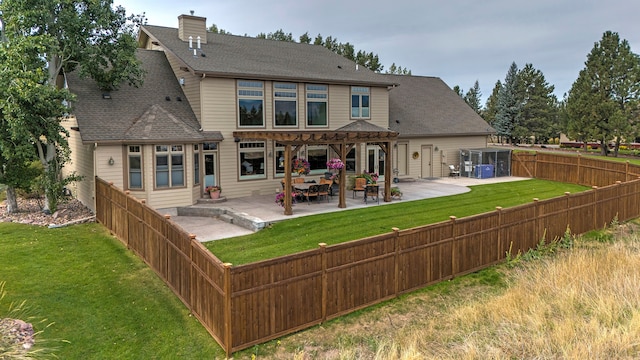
(155, 144, 184, 188)
(128, 145, 143, 189)
(239, 142, 266, 179)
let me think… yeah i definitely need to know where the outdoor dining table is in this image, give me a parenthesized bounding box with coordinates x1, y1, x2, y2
(293, 183, 314, 191)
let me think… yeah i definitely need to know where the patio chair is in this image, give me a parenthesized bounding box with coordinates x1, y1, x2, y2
(353, 177, 366, 198)
(302, 184, 320, 204)
(319, 178, 334, 196)
(294, 177, 305, 184)
(449, 164, 460, 177)
(365, 184, 380, 204)
(317, 183, 330, 202)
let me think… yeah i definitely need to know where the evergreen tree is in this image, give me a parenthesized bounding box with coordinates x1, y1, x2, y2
(517, 64, 558, 143)
(452, 85, 463, 97)
(299, 32, 311, 44)
(565, 31, 640, 156)
(464, 80, 482, 115)
(483, 80, 502, 127)
(494, 62, 522, 144)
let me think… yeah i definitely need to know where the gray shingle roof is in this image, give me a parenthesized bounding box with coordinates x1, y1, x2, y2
(67, 49, 221, 144)
(141, 25, 396, 87)
(386, 75, 494, 137)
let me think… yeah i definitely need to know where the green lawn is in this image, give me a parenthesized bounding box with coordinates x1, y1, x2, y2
(0, 223, 224, 359)
(206, 179, 588, 265)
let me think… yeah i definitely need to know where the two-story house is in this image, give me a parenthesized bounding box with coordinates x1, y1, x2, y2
(64, 14, 401, 211)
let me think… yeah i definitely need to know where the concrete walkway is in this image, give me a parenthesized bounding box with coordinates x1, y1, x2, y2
(158, 176, 530, 242)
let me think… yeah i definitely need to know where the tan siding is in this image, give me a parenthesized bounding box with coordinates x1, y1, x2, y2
(62, 117, 96, 211)
(178, 16, 207, 44)
(95, 146, 125, 189)
(369, 86, 389, 129)
(165, 52, 202, 122)
(399, 136, 488, 178)
(327, 85, 350, 128)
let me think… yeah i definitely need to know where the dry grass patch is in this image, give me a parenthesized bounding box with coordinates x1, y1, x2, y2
(246, 222, 640, 359)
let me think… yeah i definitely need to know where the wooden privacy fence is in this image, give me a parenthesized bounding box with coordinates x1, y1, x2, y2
(95, 152, 640, 356)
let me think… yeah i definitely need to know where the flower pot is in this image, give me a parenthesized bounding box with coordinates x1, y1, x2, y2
(210, 190, 221, 199)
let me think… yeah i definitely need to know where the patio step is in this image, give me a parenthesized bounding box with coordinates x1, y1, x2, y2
(176, 205, 269, 232)
(219, 214, 234, 224)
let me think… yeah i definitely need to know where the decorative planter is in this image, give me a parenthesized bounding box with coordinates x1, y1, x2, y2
(210, 190, 221, 199)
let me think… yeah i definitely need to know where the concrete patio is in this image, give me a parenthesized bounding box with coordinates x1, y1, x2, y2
(159, 176, 530, 242)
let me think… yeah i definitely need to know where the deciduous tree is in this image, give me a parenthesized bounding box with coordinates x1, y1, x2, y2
(0, 0, 144, 212)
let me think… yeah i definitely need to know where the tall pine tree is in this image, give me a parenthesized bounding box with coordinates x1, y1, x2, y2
(494, 62, 522, 144)
(565, 31, 640, 156)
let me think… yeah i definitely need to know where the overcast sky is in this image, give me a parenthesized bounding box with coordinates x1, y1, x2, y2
(117, 0, 640, 103)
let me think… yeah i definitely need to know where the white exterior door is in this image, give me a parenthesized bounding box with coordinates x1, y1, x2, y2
(366, 145, 385, 176)
(421, 146, 432, 178)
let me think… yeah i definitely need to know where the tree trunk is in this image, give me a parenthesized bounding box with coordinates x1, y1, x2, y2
(5, 186, 18, 214)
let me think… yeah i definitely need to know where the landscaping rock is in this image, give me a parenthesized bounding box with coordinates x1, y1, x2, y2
(0, 318, 35, 350)
(0, 198, 94, 227)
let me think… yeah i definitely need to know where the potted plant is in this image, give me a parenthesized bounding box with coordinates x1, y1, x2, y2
(292, 158, 310, 176)
(326, 158, 344, 170)
(275, 192, 297, 207)
(205, 185, 222, 199)
(390, 187, 402, 200)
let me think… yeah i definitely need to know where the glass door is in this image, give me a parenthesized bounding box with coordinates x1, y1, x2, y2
(366, 145, 385, 176)
(204, 153, 217, 188)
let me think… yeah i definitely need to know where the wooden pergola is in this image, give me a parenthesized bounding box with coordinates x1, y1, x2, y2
(233, 122, 398, 215)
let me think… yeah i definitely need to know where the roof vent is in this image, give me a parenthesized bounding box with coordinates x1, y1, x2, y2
(176, 96, 182, 101)
(102, 93, 111, 99)
(165, 96, 171, 101)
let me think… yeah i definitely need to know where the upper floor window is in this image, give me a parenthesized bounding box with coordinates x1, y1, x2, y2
(307, 84, 328, 126)
(239, 142, 266, 180)
(351, 86, 370, 119)
(128, 145, 143, 189)
(238, 80, 264, 127)
(155, 144, 184, 188)
(274, 83, 297, 127)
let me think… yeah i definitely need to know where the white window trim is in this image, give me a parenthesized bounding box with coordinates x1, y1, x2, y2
(274, 82, 298, 127)
(306, 84, 328, 127)
(237, 80, 265, 127)
(351, 86, 370, 119)
(154, 144, 185, 188)
(239, 142, 267, 180)
(127, 145, 143, 190)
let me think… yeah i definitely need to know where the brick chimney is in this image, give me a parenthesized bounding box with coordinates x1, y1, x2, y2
(178, 13, 207, 44)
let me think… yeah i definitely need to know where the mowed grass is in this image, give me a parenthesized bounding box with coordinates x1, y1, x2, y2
(206, 179, 588, 265)
(0, 223, 224, 359)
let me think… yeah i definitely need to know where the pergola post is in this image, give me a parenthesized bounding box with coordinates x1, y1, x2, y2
(338, 142, 347, 208)
(283, 145, 293, 215)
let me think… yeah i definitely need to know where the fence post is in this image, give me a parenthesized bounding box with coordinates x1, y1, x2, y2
(495, 207, 503, 261)
(591, 186, 598, 230)
(223, 262, 233, 357)
(188, 234, 196, 313)
(533, 198, 539, 247)
(626, 161, 630, 182)
(564, 192, 571, 241)
(577, 153, 581, 184)
(318, 243, 327, 323)
(392, 227, 400, 297)
(449, 216, 456, 276)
